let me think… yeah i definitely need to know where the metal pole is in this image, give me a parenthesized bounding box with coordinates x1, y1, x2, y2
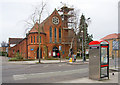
(79, 36, 81, 58)
(82, 16, 85, 62)
(84, 21, 86, 61)
(82, 31, 84, 62)
(59, 50, 62, 62)
(60, 52, 61, 62)
(60, 9, 65, 63)
(39, 31, 41, 63)
(115, 50, 116, 69)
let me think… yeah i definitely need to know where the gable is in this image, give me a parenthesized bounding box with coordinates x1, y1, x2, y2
(9, 38, 23, 44)
(29, 9, 62, 34)
(29, 22, 44, 33)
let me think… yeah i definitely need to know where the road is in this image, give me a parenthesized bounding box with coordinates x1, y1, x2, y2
(2, 56, 119, 83)
(2, 56, 88, 83)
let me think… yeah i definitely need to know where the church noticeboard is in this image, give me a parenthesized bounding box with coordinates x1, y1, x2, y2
(31, 48, 34, 51)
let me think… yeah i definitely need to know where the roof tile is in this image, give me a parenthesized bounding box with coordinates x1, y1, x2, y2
(101, 33, 119, 40)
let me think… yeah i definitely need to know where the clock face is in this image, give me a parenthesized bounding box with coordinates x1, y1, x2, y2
(52, 16, 59, 25)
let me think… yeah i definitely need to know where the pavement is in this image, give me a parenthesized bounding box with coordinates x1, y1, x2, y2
(57, 72, 119, 83)
(56, 58, 119, 83)
(56, 65, 119, 83)
(7, 57, 89, 65)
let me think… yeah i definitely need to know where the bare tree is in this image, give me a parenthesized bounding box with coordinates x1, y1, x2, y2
(25, 2, 46, 63)
(68, 8, 92, 61)
(68, 8, 80, 55)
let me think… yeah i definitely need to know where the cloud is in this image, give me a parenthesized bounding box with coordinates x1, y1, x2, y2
(0, 0, 119, 44)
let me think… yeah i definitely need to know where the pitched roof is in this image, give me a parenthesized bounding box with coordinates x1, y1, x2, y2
(9, 38, 23, 44)
(100, 33, 120, 40)
(29, 22, 39, 33)
(29, 9, 60, 34)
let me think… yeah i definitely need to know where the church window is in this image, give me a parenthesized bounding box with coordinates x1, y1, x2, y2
(55, 28, 57, 43)
(34, 36, 35, 43)
(59, 28, 61, 42)
(37, 36, 39, 43)
(31, 36, 32, 43)
(50, 27, 52, 43)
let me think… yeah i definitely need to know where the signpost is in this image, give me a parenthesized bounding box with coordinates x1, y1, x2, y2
(59, 46, 62, 62)
(59, 46, 62, 51)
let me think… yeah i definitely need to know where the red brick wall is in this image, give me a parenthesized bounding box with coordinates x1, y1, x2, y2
(8, 9, 77, 59)
(27, 32, 46, 59)
(8, 38, 27, 59)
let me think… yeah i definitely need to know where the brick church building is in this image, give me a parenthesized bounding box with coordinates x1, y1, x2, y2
(8, 6, 77, 59)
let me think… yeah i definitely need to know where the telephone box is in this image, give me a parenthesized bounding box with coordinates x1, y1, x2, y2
(89, 40, 109, 80)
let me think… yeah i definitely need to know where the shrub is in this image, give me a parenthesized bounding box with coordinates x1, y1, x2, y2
(9, 58, 35, 61)
(8, 52, 36, 61)
(66, 56, 69, 59)
(8, 53, 23, 61)
(8, 57, 23, 61)
(46, 58, 59, 60)
(77, 55, 83, 59)
(23, 59, 35, 61)
(15, 52, 23, 60)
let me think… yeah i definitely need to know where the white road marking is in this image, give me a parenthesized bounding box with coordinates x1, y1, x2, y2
(59, 65, 62, 66)
(13, 68, 88, 80)
(13, 74, 27, 80)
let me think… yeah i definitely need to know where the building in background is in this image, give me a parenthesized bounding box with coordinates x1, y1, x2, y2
(8, 7, 77, 59)
(0, 41, 9, 52)
(0, 41, 9, 56)
(101, 33, 120, 57)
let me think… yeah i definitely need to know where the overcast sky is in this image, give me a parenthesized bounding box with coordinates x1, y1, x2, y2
(0, 0, 119, 45)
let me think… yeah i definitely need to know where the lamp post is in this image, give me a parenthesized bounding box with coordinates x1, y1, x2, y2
(38, 31, 41, 63)
(81, 30, 84, 62)
(84, 17, 90, 61)
(80, 14, 90, 62)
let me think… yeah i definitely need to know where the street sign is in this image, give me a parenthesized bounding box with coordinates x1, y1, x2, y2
(31, 48, 34, 51)
(49, 52, 51, 56)
(62, 51, 64, 54)
(112, 40, 119, 50)
(59, 46, 62, 51)
(86, 49, 89, 54)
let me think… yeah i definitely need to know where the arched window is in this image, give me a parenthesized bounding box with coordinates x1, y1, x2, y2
(34, 36, 35, 43)
(37, 36, 39, 43)
(31, 36, 32, 43)
(49, 27, 52, 43)
(59, 28, 61, 42)
(37, 36, 41, 43)
(40, 36, 41, 43)
(54, 28, 57, 43)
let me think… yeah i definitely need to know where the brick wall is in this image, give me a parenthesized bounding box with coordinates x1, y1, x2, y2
(8, 9, 77, 59)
